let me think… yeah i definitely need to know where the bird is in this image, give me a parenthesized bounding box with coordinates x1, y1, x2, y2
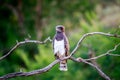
(53, 25, 69, 71)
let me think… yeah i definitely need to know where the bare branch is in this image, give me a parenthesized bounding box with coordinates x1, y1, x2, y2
(88, 47, 100, 68)
(70, 57, 111, 80)
(0, 32, 120, 79)
(85, 43, 120, 61)
(0, 55, 111, 80)
(0, 60, 59, 80)
(0, 37, 52, 61)
(70, 32, 120, 56)
(108, 53, 120, 56)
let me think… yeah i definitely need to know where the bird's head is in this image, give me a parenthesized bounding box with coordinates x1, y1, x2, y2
(56, 25, 65, 33)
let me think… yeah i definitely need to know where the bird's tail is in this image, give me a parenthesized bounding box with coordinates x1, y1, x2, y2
(59, 60, 68, 71)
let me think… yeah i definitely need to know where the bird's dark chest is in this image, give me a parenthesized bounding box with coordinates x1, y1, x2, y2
(55, 33, 64, 41)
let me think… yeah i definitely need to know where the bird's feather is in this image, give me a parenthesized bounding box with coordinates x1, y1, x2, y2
(53, 25, 69, 71)
(54, 39, 65, 55)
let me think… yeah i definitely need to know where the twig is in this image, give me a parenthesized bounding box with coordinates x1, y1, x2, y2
(85, 43, 120, 61)
(70, 57, 111, 80)
(70, 32, 120, 56)
(0, 37, 52, 61)
(88, 47, 100, 68)
(108, 53, 120, 56)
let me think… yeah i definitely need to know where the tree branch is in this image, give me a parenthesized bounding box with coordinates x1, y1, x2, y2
(0, 37, 52, 61)
(0, 56, 111, 80)
(0, 59, 59, 80)
(70, 57, 111, 80)
(70, 32, 120, 56)
(84, 43, 120, 61)
(0, 32, 120, 80)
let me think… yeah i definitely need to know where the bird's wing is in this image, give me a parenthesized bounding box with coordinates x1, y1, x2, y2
(63, 35, 69, 56)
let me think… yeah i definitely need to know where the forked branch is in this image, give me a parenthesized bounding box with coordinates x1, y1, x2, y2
(0, 37, 52, 61)
(71, 57, 111, 80)
(85, 43, 120, 61)
(70, 32, 120, 56)
(0, 32, 120, 80)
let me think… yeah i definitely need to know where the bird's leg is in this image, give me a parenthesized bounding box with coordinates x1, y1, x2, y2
(55, 52, 63, 60)
(55, 54, 59, 59)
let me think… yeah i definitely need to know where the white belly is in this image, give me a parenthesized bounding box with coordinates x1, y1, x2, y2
(54, 39, 65, 55)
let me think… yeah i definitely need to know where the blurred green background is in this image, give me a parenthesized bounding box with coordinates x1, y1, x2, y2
(0, 0, 120, 80)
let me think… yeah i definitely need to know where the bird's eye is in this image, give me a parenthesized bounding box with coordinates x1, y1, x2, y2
(60, 27, 63, 30)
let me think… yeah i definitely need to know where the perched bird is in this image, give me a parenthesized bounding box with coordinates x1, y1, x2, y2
(53, 25, 69, 71)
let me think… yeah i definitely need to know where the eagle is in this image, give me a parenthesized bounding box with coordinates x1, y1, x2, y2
(53, 25, 69, 71)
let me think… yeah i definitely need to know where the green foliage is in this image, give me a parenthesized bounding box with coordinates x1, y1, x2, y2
(0, 0, 120, 80)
